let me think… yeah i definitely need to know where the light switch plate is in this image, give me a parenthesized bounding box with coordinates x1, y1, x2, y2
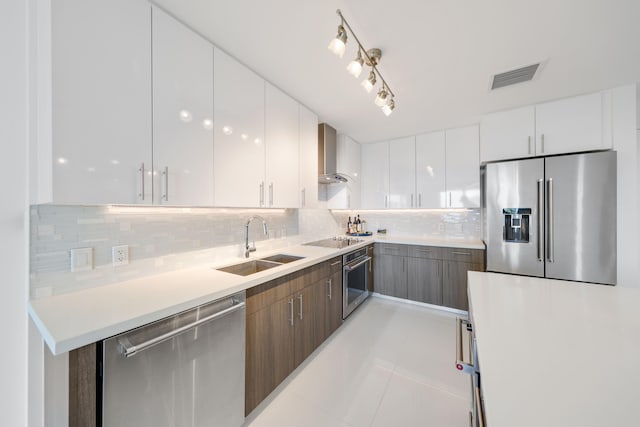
(112, 245, 129, 266)
(70, 247, 93, 272)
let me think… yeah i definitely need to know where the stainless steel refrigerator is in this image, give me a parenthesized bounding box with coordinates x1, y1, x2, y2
(484, 150, 616, 285)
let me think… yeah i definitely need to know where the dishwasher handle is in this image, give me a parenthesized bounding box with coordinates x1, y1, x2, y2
(455, 317, 475, 374)
(118, 299, 245, 358)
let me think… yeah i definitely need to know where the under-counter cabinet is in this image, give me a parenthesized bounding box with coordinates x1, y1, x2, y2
(51, 0, 152, 204)
(373, 243, 485, 311)
(374, 244, 408, 299)
(245, 257, 342, 415)
(152, 7, 214, 205)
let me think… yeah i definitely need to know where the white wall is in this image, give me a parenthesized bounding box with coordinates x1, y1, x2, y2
(612, 85, 638, 288)
(1, 0, 30, 425)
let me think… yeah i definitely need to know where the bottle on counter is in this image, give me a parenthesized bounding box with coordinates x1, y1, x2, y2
(356, 215, 362, 233)
(347, 216, 352, 235)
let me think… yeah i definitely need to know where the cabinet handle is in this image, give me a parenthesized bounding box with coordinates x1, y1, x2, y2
(298, 294, 303, 320)
(330, 260, 342, 267)
(449, 192, 452, 207)
(451, 251, 472, 256)
(411, 194, 414, 208)
(138, 163, 145, 201)
(528, 136, 532, 155)
(269, 182, 274, 207)
(418, 193, 422, 208)
(368, 249, 372, 272)
(162, 166, 169, 202)
(288, 298, 294, 326)
(259, 182, 264, 207)
(301, 188, 306, 208)
(327, 279, 332, 300)
(384, 195, 388, 208)
(540, 134, 545, 153)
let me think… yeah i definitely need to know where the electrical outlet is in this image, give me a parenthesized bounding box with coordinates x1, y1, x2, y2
(112, 245, 129, 266)
(438, 223, 445, 232)
(70, 247, 93, 272)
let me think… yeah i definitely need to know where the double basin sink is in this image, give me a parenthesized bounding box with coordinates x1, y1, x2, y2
(217, 254, 305, 276)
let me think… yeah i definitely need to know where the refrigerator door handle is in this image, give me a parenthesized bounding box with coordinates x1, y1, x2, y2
(537, 179, 544, 261)
(547, 178, 554, 263)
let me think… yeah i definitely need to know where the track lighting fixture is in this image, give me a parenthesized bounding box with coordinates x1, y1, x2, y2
(328, 9, 396, 115)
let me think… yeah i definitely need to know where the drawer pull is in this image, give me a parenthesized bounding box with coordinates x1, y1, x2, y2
(330, 260, 341, 267)
(451, 251, 471, 256)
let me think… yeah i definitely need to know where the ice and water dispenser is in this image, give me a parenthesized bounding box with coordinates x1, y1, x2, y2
(502, 208, 531, 243)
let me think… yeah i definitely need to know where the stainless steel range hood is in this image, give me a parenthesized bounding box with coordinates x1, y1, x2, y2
(318, 123, 349, 184)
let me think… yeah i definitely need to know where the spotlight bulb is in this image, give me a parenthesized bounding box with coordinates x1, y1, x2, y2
(328, 25, 347, 58)
(361, 71, 376, 93)
(346, 50, 364, 78)
(374, 87, 389, 107)
(382, 98, 395, 116)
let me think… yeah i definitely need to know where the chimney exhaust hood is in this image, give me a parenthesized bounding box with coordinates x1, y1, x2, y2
(318, 123, 349, 184)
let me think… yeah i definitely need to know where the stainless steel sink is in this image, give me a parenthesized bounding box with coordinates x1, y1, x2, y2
(216, 260, 282, 276)
(259, 254, 305, 264)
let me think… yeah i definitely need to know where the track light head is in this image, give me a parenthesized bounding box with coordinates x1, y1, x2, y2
(328, 24, 347, 58)
(361, 70, 376, 93)
(374, 86, 389, 107)
(346, 49, 364, 78)
(382, 98, 395, 116)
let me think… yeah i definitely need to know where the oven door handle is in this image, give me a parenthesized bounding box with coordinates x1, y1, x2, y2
(343, 256, 372, 272)
(455, 317, 476, 375)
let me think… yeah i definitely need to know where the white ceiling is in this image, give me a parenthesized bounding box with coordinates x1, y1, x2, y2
(152, 0, 640, 143)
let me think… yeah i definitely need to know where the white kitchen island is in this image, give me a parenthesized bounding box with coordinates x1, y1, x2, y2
(467, 272, 640, 427)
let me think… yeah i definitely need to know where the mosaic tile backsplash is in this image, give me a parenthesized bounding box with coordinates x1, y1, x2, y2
(30, 205, 298, 297)
(30, 205, 480, 298)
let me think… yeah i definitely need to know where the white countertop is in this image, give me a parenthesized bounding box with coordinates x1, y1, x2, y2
(468, 272, 640, 427)
(29, 236, 484, 355)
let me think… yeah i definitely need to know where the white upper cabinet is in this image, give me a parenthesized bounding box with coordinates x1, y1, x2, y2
(535, 92, 611, 156)
(445, 125, 480, 208)
(265, 83, 300, 208)
(328, 134, 361, 210)
(213, 47, 265, 207)
(152, 8, 214, 206)
(298, 105, 318, 208)
(361, 142, 390, 209)
(480, 106, 535, 162)
(51, 0, 152, 204)
(480, 91, 613, 162)
(415, 131, 446, 208)
(388, 137, 416, 208)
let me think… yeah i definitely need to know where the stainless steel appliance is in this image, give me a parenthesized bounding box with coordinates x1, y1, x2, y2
(102, 291, 246, 427)
(303, 236, 364, 249)
(318, 123, 349, 183)
(342, 246, 371, 318)
(455, 317, 484, 427)
(484, 150, 616, 285)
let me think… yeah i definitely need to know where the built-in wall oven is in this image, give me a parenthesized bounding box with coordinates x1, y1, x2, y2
(342, 246, 372, 319)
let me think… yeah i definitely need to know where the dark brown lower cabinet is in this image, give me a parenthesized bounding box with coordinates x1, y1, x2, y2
(245, 256, 343, 415)
(407, 258, 442, 305)
(69, 343, 97, 427)
(373, 243, 485, 311)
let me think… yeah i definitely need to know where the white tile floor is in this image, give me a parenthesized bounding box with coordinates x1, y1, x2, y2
(243, 296, 472, 427)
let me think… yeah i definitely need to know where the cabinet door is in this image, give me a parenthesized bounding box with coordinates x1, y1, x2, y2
(325, 269, 343, 337)
(360, 142, 390, 209)
(480, 106, 535, 162)
(265, 83, 300, 208)
(299, 105, 318, 208)
(535, 92, 610, 156)
(442, 261, 484, 311)
(245, 297, 295, 415)
(415, 131, 446, 208)
(389, 137, 416, 208)
(407, 258, 442, 305)
(293, 287, 316, 368)
(213, 47, 265, 207)
(374, 255, 407, 299)
(445, 125, 480, 208)
(152, 8, 214, 205)
(52, 0, 152, 204)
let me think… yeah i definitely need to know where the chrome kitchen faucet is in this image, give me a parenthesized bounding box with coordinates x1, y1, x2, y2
(244, 216, 268, 258)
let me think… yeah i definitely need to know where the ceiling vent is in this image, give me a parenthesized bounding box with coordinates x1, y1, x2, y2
(491, 63, 540, 90)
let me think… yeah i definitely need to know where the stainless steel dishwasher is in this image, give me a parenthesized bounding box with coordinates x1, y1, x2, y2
(102, 291, 246, 427)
